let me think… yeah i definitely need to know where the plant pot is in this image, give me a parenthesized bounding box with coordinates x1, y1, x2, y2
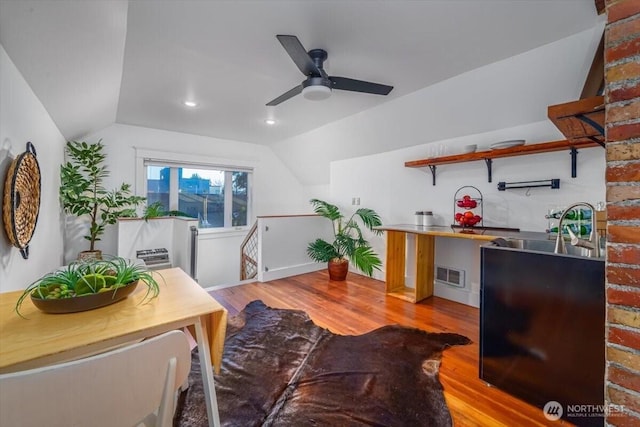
(78, 250, 102, 261)
(328, 259, 348, 281)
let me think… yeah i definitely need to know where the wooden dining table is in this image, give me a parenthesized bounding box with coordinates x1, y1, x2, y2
(0, 267, 227, 427)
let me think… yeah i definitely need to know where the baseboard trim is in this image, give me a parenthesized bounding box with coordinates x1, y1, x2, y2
(203, 278, 257, 291)
(434, 282, 479, 308)
(258, 262, 325, 282)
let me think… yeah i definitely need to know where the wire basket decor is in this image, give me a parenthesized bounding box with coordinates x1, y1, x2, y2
(2, 142, 41, 259)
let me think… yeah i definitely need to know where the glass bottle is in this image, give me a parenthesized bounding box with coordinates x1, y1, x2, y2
(564, 209, 592, 220)
(547, 208, 592, 221)
(549, 223, 592, 236)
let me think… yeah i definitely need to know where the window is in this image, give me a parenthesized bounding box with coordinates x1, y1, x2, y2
(145, 163, 251, 229)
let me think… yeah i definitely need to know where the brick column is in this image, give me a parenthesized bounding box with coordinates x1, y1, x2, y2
(605, 0, 640, 425)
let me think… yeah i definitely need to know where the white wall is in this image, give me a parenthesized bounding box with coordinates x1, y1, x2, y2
(257, 215, 334, 282)
(269, 23, 606, 306)
(70, 123, 311, 257)
(330, 120, 606, 304)
(173, 218, 200, 275)
(332, 120, 605, 233)
(91, 23, 602, 289)
(117, 218, 176, 261)
(0, 44, 65, 292)
(17, 20, 603, 291)
(116, 217, 199, 275)
(196, 229, 247, 286)
(69, 123, 312, 282)
(272, 23, 604, 187)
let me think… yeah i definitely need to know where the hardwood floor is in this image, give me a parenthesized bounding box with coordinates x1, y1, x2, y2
(209, 270, 567, 427)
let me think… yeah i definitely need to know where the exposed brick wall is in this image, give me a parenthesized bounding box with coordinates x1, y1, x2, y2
(605, 0, 640, 425)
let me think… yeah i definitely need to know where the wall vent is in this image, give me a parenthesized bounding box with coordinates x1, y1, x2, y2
(435, 266, 465, 288)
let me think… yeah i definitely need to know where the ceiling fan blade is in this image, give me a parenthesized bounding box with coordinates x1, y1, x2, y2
(329, 76, 393, 96)
(266, 85, 303, 106)
(276, 35, 322, 77)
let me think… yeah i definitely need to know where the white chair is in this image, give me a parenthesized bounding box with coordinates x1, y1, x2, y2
(0, 330, 192, 427)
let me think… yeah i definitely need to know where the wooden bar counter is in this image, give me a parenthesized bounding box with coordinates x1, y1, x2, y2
(377, 225, 526, 303)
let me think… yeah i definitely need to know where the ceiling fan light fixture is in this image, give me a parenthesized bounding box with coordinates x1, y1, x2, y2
(302, 85, 332, 101)
(266, 35, 393, 106)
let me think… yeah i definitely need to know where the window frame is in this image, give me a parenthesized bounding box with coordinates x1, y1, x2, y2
(135, 148, 255, 230)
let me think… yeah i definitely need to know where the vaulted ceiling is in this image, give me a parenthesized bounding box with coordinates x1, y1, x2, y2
(0, 0, 599, 146)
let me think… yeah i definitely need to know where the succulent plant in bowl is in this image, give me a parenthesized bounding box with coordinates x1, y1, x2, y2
(15, 256, 161, 317)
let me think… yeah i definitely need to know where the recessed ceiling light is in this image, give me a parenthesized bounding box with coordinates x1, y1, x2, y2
(183, 100, 197, 108)
(265, 119, 276, 125)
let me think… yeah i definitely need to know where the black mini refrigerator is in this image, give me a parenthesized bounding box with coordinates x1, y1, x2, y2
(480, 245, 605, 426)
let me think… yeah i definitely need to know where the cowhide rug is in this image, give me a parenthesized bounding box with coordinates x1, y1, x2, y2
(174, 300, 471, 427)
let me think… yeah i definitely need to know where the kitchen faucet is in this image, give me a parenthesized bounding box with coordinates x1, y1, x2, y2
(554, 202, 600, 258)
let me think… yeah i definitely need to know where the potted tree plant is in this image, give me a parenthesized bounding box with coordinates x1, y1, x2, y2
(306, 198, 383, 281)
(60, 140, 146, 260)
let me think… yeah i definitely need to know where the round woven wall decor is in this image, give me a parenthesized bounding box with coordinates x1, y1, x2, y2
(2, 142, 41, 259)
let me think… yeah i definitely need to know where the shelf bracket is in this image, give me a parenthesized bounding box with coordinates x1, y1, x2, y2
(428, 165, 436, 186)
(484, 158, 493, 182)
(570, 147, 578, 178)
(575, 113, 605, 136)
(587, 135, 606, 148)
(575, 113, 606, 148)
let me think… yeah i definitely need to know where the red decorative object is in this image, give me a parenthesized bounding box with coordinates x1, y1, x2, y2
(453, 186, 483, 228)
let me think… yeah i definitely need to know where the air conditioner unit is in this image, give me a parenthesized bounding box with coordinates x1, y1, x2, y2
(136, 248, 171, 271)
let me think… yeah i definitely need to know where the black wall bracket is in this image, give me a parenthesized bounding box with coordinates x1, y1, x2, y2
(575, 113, 606, 148)
(429, 165, 436, 185)
(570, 147, 578, 178)
(485, 158, 493, 183)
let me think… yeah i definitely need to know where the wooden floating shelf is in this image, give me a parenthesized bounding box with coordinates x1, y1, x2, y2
(547, 96, 604, 144)
(406, 96, 605, 186)
(405, 139, 603, 185)
(405, 139, 600, 168)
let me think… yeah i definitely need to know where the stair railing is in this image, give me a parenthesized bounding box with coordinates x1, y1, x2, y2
(240, 221, 258, 280)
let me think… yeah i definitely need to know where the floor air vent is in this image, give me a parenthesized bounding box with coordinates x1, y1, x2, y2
(436, 266, 465, 288)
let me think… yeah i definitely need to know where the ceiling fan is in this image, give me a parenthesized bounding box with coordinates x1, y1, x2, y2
(266, 35, 394, 106)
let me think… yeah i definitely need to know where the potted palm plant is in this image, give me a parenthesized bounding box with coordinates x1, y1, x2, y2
(306, 198, 383, 281)
(60, 140, 146, 260)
